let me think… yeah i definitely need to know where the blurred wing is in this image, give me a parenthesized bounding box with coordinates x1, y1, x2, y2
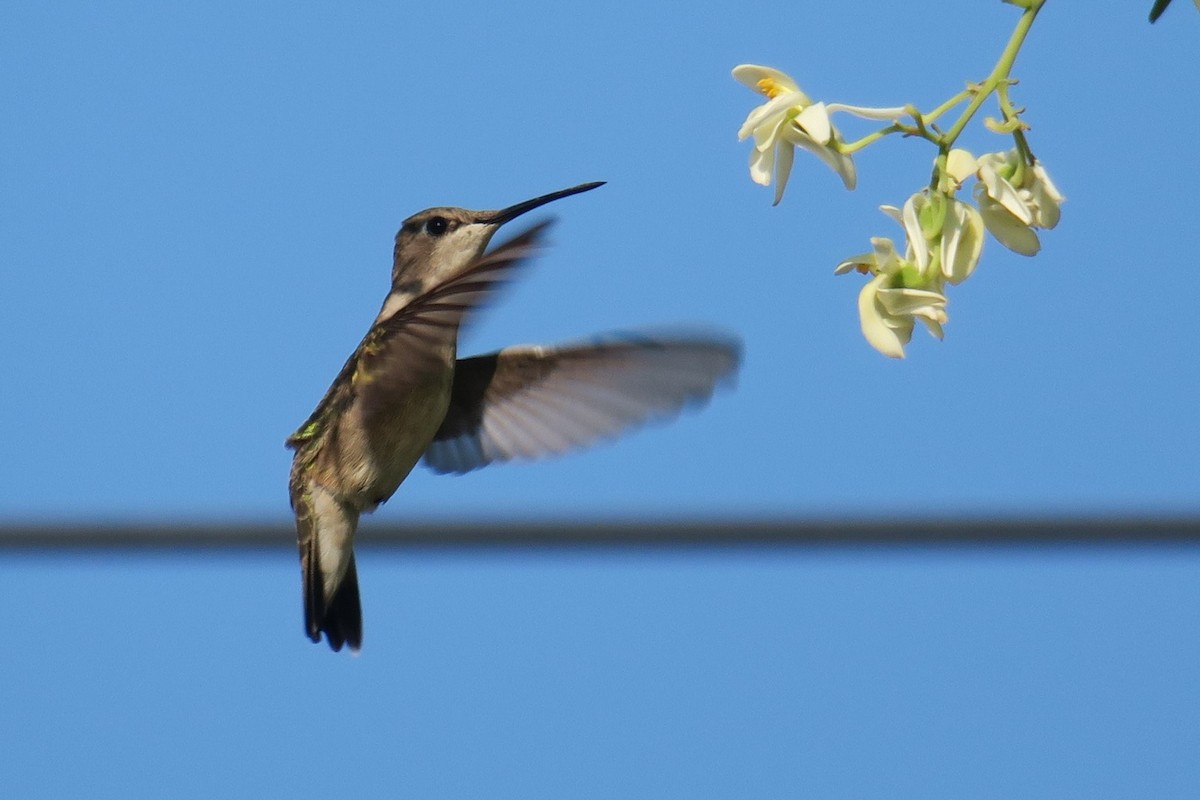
(355, 221, 551, 421)
(422, 333, 741, 474)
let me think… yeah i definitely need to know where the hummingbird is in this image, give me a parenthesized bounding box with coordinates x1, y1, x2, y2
(286, 181, 740, 652)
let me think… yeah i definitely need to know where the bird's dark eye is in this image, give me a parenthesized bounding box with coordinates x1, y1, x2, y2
(424, 217, 449, 236)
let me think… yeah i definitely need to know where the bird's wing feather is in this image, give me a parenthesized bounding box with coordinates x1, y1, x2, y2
(354, 221, 551, 422)
(422, 333, 741, 474)
(283, 222, 551, 441)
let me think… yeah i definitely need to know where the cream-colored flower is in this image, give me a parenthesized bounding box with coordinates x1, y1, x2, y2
(882, 191, 983, 285)
(859, 271, 948, 360)
(837, 234, 948, 359)
(975, 149, 1064, 255)
(733, 64, 905, 204)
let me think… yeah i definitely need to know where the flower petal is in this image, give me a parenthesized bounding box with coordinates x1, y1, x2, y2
(977, 193, 1041, 256)
(920, 316, 945, 340)
(978, 161, 1033, 224)
(834, 251, 874, 275)
(792, 132, 857, 190)
(738, 91, 809, 142)
(945, 149, 978, 185)
(879, 205, 903, 226)
(859, 275, 911, 359)
(751, 112, 789, 153)
(772, 139, 795, 205)
(901, 194, 929, 274)
(826, 102, 908, 121)
(748, 143, 774, 186)
(732, 65, 804, 98)
(877, 286, 947, 318)
(940, 198, 984, 284)
(1029, 163, 1064, 229)
(868, 236, 898, 270)
(796, 102, 832, 144)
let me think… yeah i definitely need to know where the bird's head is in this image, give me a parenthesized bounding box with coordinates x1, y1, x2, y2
(390, 181, 604, 290)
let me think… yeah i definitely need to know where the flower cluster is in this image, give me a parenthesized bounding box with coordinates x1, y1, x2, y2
(832, 148, 1062, 357)
(833, 179, 985, 359)
(733, 64, 1065, 358)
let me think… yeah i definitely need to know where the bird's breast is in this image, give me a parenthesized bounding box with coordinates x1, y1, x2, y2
(315, 366, 454, 509)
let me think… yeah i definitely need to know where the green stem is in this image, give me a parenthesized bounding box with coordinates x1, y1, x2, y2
(841, 123, 903, 154)
(938, 0, 1043, 148)
(922, 89, 973, 128)
(1012, 128, 1035, 164)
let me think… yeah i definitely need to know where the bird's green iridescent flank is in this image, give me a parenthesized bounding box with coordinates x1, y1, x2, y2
(292, 420, 320, 442)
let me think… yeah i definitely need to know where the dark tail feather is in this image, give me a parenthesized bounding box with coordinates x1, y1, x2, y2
(293, 481, 363, 653)
(303, 539, 363, 652)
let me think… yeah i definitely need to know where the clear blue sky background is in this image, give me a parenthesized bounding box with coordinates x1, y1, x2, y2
(3, 3, 1199, 798)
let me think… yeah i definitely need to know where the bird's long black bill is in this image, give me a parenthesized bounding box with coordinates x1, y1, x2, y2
(483, 181, 605, 225)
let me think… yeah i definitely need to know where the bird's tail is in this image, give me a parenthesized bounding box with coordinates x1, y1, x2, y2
(291, 480, 363, 652)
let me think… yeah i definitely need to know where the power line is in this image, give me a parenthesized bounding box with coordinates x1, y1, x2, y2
(2, 517, 1199, 551)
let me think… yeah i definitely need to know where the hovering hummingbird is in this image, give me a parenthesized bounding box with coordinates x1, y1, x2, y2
(286, 181, 740, 652)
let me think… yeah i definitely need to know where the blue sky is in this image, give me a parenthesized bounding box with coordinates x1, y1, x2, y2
(3, 3, 1199, 798)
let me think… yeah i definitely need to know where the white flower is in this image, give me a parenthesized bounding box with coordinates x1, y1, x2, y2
(860, 274, 948, 360)
(733, 64, 905, 204)
(975, 149, 1065, 255)
(882, 191, 984, 285)
(837, 235, 948, 359)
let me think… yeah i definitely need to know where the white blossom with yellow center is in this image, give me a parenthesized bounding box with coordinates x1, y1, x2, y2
(733, 64, 905, 204)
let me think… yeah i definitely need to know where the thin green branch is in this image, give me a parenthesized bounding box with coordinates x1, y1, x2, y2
(939, 0, 1044, 147)
(922, 89, 974, 128)
(841, 123, 904, 154)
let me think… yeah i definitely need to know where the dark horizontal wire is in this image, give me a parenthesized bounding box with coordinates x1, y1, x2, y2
(2, 517, 1199, 551)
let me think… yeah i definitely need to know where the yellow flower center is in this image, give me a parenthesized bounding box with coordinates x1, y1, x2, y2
(756, 77, 788, 99)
